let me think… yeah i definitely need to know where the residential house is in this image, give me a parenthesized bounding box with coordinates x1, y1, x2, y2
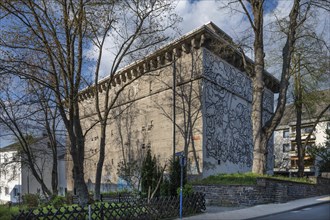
(68, 22, 280, 192)
(0, 136, 67, 203)
(0, 144, 21, 204)
(274, 89, 330, 175)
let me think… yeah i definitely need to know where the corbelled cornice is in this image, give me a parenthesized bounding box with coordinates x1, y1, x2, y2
(78, 22, 280, 102)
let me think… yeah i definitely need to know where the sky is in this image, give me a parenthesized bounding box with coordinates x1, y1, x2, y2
(174, 0, 284, 35)
(92, 0, 329, 79)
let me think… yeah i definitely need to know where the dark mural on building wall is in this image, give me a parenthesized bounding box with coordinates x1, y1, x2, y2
(202, 48, 275, 172)
(202, 49, 253, 169)
(203, 49, 253, 102)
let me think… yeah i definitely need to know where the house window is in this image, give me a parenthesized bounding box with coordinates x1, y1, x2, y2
(282, 144, 290, 152)
(5, 187, 9, 195)
(291, 158, 297, 168)
(13, 188, 18, 196)
(283, 129, 289, 138)
(12, 165, 18, 180)
(303, 126, 314, 134)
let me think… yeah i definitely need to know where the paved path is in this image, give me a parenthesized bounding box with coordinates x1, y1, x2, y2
(179, 195, 330, 220)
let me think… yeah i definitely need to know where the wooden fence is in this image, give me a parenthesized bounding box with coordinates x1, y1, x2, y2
(13, 193, 205, 220)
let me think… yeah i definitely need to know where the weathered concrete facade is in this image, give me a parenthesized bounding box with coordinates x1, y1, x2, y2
(67, 22, 279, 192)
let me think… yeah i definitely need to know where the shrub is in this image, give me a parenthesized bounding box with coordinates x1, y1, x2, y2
(65, 192, 74, 205)
(50, 196, 66, 209)
(160, 178, 170, 196)
(307, 129, 330, 173)
(23, 194, 40, 208)
(169, 156, 187, 196)
(141, 149, 162, 197)
(177, 184, 194, 196)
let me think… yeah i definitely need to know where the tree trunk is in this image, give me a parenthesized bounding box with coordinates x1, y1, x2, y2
(70, 143, 89, 205)
(49, 132, 59, 196)
(68, 109, 89, 205)
(94, 122, 107, 201)
(295, 57, 304, 177)
(51, 153, 59, 196)
(251, 0, 266, 174)
(249, 0, 301, 174)
(251, 77, 266, 174)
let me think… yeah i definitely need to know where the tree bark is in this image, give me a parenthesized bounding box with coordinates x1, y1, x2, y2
(94, 122, 107, 201)
(245, 0, 302, 174)
(250, 0, 266, 174)
(294, 55, 305, 177)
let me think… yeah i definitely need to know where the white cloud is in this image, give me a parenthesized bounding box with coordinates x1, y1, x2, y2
(174, 0, 249, 40)
(88, 0, 329, 79)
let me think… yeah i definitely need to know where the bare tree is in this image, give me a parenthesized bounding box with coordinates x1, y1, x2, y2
(28, 81, 66, 195)
(0, 0, 180, 203)
(290, 17, 329, 176)
(222, 0, 315, 174)
(0, 77, 63, 198)
(86, 0, 179, 200)
(0, 0, 96, 203)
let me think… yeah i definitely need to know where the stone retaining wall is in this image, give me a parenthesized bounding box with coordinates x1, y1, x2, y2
(193, 177, 330, 206)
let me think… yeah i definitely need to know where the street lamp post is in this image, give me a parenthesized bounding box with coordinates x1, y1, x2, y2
(175, 151, 185, 219)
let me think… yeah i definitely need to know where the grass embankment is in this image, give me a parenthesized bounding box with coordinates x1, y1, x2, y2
(192, 172, 314, 185)
(0, 205, 22, 220)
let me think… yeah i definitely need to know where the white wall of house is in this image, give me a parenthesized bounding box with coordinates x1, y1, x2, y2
(274, 127, 291, 171)
(21, 138, 67, 197)
(0, 150, 21, 204)
(57, 155, 67, 196)
(314, 122, 329, 146)
(21, 138, 52, 197)
(1, 138, 67, 202)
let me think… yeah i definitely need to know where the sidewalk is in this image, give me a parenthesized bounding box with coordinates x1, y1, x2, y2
(180, 195, 330, 220)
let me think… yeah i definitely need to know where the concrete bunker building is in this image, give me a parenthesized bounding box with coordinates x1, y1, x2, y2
(67, 22, 279, 192)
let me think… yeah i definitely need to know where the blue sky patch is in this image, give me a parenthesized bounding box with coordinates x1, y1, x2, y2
(264, 0, 279, 14)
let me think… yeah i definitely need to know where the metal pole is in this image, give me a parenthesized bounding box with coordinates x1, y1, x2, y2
(180, 156, 184, 219)
(27, 171, 30, 194)
(88, 204, 91, 220)
(172, 56, 176, 160)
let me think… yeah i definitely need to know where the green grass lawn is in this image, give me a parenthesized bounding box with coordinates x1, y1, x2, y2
(191, 172, 315, 185)
(0, 204, 23, 220)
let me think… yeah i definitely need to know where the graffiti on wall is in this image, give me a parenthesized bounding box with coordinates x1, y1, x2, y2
(202, 48, 276, 171)
(203, 49, 252, 102)
(203, 49, 253, 169)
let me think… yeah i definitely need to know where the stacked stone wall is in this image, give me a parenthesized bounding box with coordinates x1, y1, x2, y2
(193, 177, 330, 206)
